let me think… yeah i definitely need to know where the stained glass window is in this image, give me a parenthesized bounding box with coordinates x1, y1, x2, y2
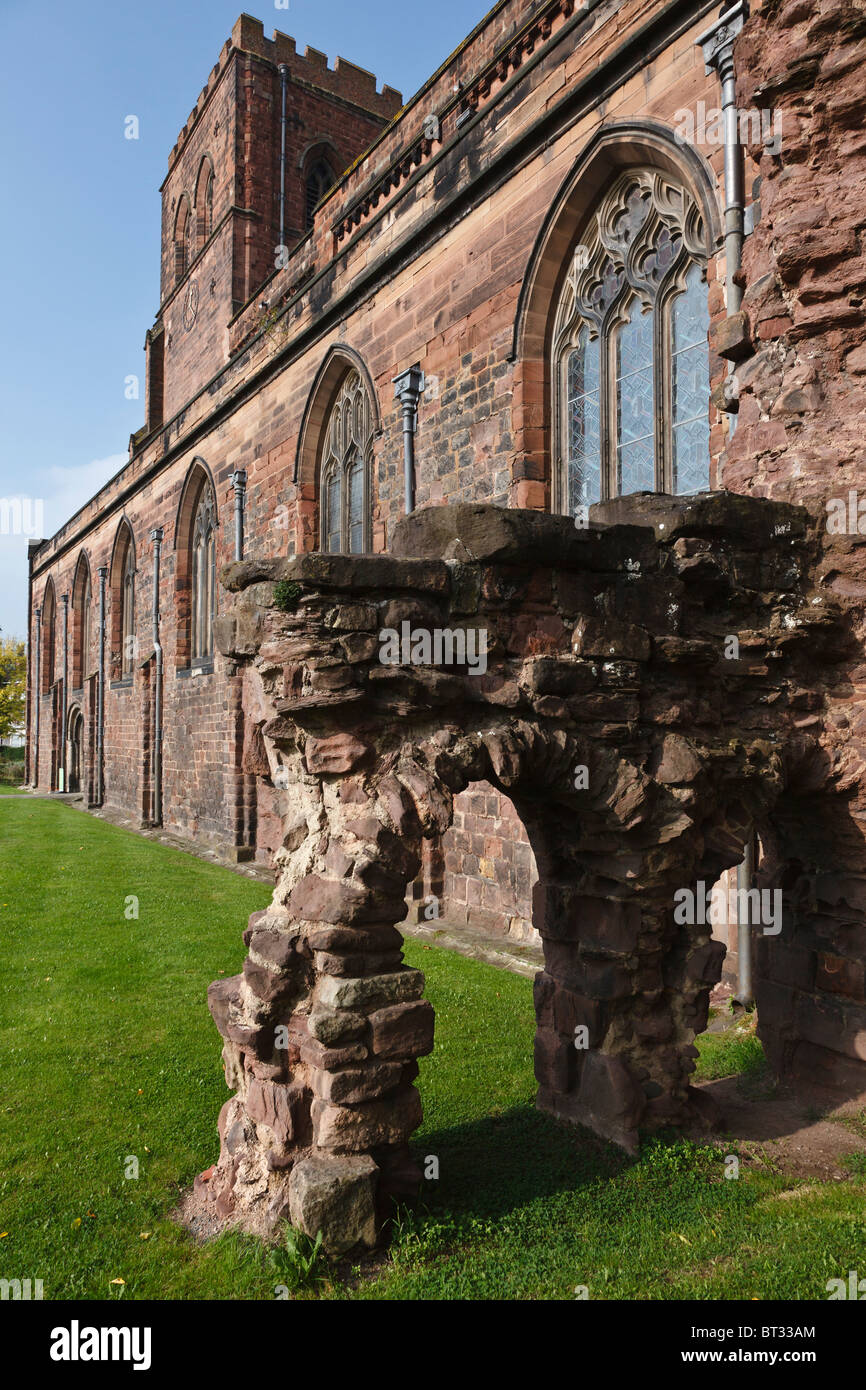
(552, 169, 711, 506)
(566, 329, 601, 512)
(616, 298, 655, 496)
(671, 262, 710, 493)
(320, 370, 374, 553)
(191, 485, 216, 662)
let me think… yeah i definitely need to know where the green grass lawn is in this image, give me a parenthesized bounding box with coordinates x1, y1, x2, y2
(1, 798, 864, 1301)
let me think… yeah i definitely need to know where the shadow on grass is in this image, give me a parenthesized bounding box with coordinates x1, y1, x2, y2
(410, 1101, 635, 1223)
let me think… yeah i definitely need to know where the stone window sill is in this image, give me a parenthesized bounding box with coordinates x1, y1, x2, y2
(177, 660, 215, 679)
(110, 678, 133, 690)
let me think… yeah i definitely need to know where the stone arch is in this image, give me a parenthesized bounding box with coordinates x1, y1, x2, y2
(293, 345, 381, 553)
(199, 496, 861, 1254)
(509, 120, 723, 506)
(66, 702, 85, 795)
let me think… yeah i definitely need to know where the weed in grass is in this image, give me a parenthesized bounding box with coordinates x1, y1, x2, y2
(268, 1228, 325, 1294)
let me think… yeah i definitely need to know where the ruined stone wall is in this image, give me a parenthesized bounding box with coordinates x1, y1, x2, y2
(195, 496, 859, 1252)
(712, 0, 866, 1079)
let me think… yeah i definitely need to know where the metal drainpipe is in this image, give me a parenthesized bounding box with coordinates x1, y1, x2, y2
(278, 64, 289, 251)
(393, 365, 425, 515)
(150, 529, 164, 827)
(60, 593, 69, 791)
(232, 470, 247, 561)
(699, 2, 748, 433)
(97, 565, 107, 805)
(735, 832, 755, 1007)
(33, 605, 41, 787)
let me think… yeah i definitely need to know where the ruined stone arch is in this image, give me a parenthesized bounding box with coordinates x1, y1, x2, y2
(510, 120, 723, 510)
(198, 495, 860, 1254)
(109, 518, 137, 682)
(294, 346, 381, 554)
(70, 551, 92, 689)
(174, 458, 219, 669)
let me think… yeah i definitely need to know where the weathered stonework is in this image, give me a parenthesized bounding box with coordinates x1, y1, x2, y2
(196, 495, 859, 1249)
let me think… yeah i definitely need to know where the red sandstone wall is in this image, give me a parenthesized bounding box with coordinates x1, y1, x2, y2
(28, 0, 734, 866)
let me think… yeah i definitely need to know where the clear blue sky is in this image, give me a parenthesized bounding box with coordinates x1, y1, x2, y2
(0, 0, 490, 642)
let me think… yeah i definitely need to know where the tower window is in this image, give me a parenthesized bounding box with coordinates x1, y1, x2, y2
(306, 161, 335, 229)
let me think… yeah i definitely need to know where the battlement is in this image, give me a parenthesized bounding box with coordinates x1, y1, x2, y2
(167, 13, 402, 174)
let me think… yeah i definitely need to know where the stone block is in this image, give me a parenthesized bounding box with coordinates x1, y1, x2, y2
(368, 1000, 435, 1058)
(312, 1085, 423, 1151)
(317, 968, 425, 1013)
(287, 1154, 379, 1256)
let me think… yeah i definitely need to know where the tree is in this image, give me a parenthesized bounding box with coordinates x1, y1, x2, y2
(0, 636, 26, 740)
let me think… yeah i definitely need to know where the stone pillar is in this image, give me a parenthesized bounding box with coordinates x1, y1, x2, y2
(533, 885, 724, 1151)
(199, 774, 435, 1255)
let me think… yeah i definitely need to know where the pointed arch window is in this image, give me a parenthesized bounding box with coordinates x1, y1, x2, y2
(72, 559, 92, 687)
(41, 585, 56, 692)
(121, 539, 136, 677)
(552, 171, 711, 516)
(306, 160, 334, 229)
(175, 197, 192, 283)
(320, 371, 373, 554)
(191, 484, 217, 662)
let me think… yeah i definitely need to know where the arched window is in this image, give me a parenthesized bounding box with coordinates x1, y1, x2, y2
(195, 159, 214, 249)
(41, 583, 56, 692)
(320, 371, 373, 554)
(191, 483, 216, 662)
(552, 170, 710, 516)
(204, 170, 213, 239)
(72, 555, 92, 688)
(121, 538, 135, 677)
(175, 196, 192, 282)
(305, 160, 334, 229)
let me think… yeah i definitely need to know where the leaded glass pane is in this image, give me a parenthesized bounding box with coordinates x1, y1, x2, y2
(326, 471, 341, 553)
(348, 453, 364, 553)
(566, 329, 601, 513)
(672, 262, 710, 494)
(616, 298, 655, 495)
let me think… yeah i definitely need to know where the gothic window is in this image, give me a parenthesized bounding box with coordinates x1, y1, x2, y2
(41, 584, 56, 692)
(320, 371, 373, 554)
(196, 160, 214, 249)
(552, 171, 711, 516)
(121, 538, 135, 677)
(204, 170, 213, 238)
(82, 574, 91, 678)
(72, 557, 92, 687)
(175, 196, 192, 283)
(190, 484, 216, 662)
(306, 160, 334, 229)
